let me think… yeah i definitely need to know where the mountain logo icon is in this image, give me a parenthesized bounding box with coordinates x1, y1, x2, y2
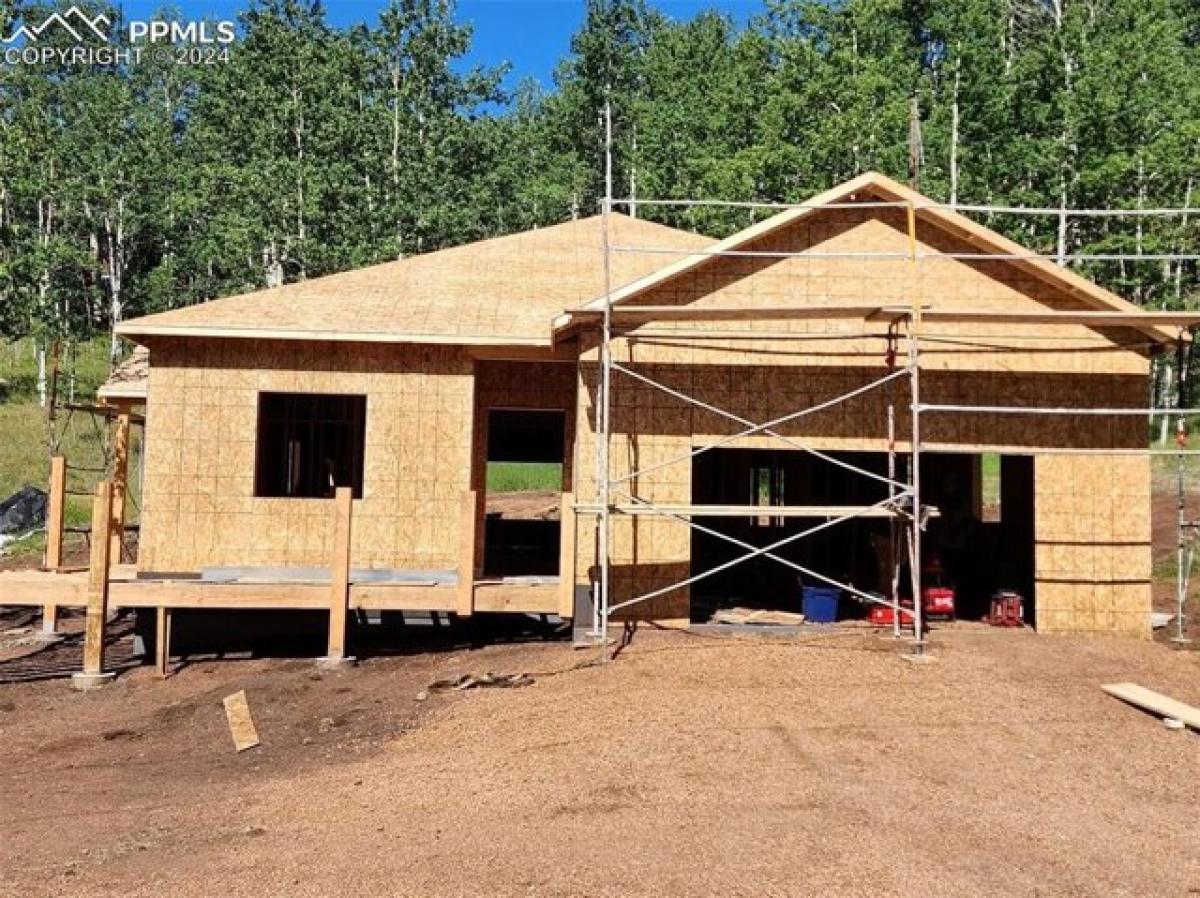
(3, 6, 111, 44)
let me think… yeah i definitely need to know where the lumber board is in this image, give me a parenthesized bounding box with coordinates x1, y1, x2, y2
(108, 581, 329, 609)
(456, 490, 478, 617)
(558, 493, 577, 618)
(82, 483, 113, 676)
(45, 456, 66, 571)
(223, 691, 260, 752)
(350, 583, 457, 611)
(155, 606, 172, 678)
(327, 487, 353, 660)
(1102, 683, 1200, 730)
(473, 582, 560, 614)
(0, 572, 88, 606)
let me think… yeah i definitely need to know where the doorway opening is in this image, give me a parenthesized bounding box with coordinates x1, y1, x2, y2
(689, 449, 1034, 624)
(483, 409, 565, 577)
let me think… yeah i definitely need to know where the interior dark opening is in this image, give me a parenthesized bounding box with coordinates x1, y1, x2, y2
(254, 392, 367, 499)
(689, 449, 1035, 624)
(483, 409, 566, 577)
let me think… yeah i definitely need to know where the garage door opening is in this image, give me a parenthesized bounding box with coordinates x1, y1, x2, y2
(689, 449, 1034, 624)
(483, 409, 565, 577)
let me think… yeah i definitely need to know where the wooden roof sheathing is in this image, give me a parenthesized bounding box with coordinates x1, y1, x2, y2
(97, 345, 149, 401)
(560, 171, 1176, 345)
(116, 215, 712, 347)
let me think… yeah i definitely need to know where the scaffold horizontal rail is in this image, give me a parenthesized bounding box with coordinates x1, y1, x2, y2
(606, 244, 1200, 264)
(575, 502, 918, 519)
(917, 403, 1200, 416)
(561, 305, 1200, 333)
(613, 196, 1200, 217)
(905, 309, 1200, 328)
(564, 303, 918, 324)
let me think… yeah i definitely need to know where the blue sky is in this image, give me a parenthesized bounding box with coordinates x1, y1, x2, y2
(115, 0, 765, 91)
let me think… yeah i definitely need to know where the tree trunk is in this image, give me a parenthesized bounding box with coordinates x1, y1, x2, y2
(949, 56, 961, 206)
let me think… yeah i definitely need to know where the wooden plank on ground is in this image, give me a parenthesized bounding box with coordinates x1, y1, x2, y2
(223, 690, 260, 752)
(1102, 683, 1200, 730)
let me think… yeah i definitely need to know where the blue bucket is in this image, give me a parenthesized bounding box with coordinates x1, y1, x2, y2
(802, 586, 840, 623)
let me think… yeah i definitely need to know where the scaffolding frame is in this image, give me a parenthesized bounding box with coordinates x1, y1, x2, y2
(585, 165, 1200, 655)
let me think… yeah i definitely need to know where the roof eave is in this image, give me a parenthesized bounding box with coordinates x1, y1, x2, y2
(115, 322, 554, 349)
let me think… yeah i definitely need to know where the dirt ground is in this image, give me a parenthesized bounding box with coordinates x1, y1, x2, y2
(486, 489, 561, 520)
(1, 623, 1198, 898)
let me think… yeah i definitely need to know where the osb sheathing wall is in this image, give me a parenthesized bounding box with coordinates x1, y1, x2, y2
(573, 205, 1152, 631)
(1034, 455, 1151, 636)
(138, 338, 474, 573)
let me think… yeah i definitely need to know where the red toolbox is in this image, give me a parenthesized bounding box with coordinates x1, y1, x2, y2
(868, 602, 914, 627)
(921, 586, 956, 621)
(988, 591, 1024, 627)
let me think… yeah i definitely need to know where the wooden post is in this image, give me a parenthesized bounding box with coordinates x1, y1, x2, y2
(155, 606, 172, 678)
(325, 486, 353, 663)
(42, 455, 67, 633)
(73, 482, 114, 689)
(558, 492, 576, 619)
(109, 401, 133, 564)
(456, 489, 477, 617)
(45, 455, 66, 571)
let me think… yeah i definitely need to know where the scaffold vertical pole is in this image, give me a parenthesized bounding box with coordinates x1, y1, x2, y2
(888, 404, 902, 639)
(1174, 417, 1192, 644)
(598, 96, 615, 651)
(906, 201, 925, 652)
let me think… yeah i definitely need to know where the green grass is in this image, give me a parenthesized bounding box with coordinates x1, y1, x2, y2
(0, 337, 111, 404)
(486, 462, 562, 493)
(980, 452, 1001, 511)
(0, 337, 140, 560)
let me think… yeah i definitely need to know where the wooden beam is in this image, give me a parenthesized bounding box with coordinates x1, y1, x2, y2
(326, 487, 353, 662)
(80, 483, 113, 678)
(1102, 682, 1200, 730)
(109, 402, 133, 563)
(109, 581, 329, 609)
(558, 493, 576, 619)
(473, 582, 560, 614)
(456, 489, 478, 617)
(350, 583, 457, 612)
(155, 606, 172, 678)
(41, 455, 66, 634)
(44, 455, 66, 571)
(0, 571, 88, 606)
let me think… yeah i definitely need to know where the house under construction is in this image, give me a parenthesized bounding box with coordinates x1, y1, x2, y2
(3, 171, 1195, 682)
